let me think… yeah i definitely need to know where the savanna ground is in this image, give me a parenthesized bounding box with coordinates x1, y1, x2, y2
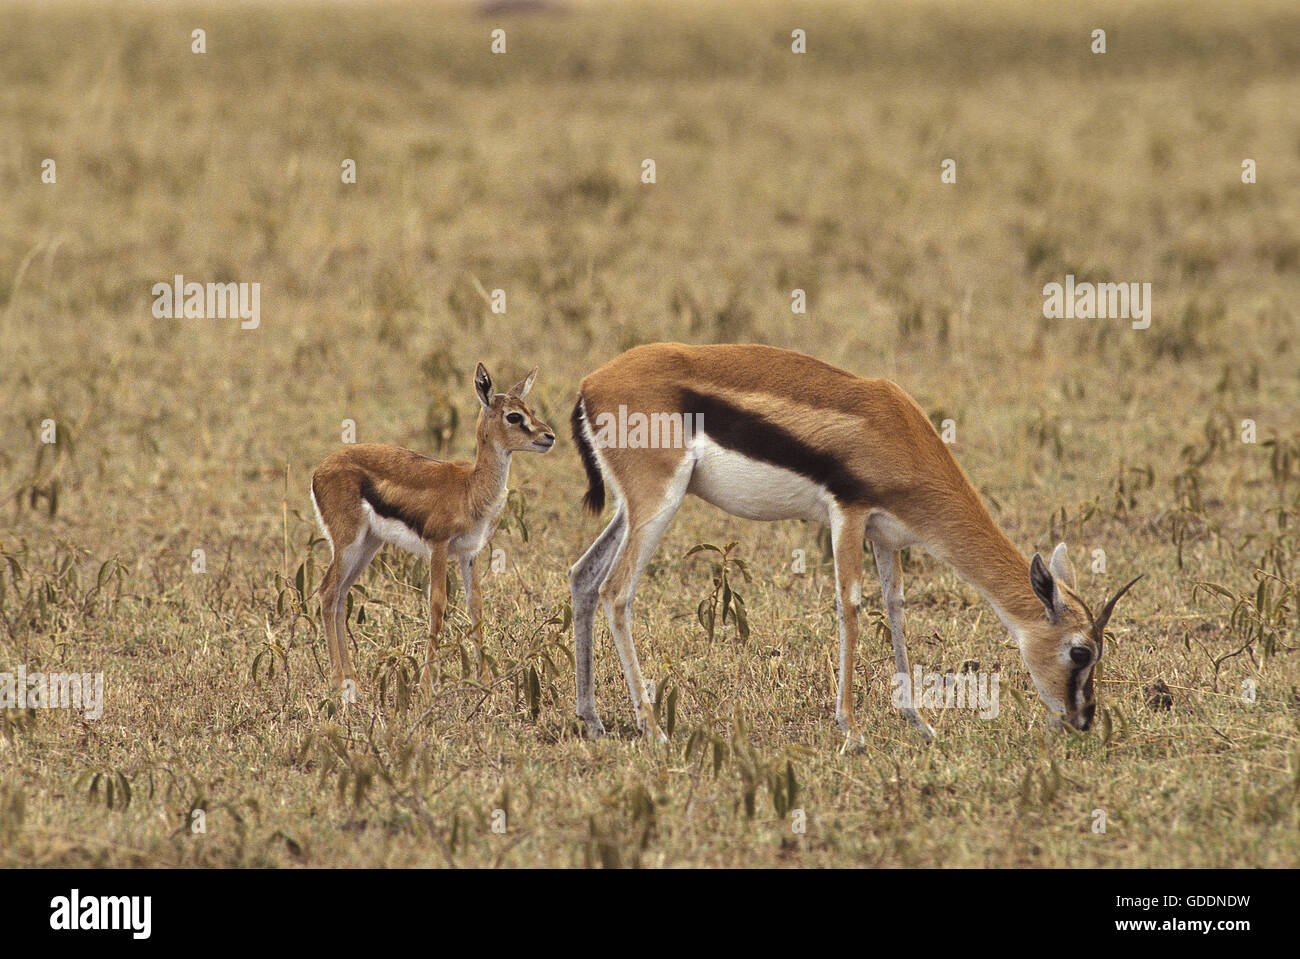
(0, 0, 1297, 868)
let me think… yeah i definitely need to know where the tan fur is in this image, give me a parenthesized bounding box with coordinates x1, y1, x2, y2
(573, 343, 1139, 739)
(313, 365, 554, 698)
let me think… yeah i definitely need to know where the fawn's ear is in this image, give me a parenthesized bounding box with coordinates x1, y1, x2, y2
(475, 363, 494, 409)
(509, 369, 537, 399)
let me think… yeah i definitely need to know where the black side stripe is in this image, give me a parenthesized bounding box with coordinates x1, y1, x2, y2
(359, 476, 427, 537)
(679, 389, 874, 505)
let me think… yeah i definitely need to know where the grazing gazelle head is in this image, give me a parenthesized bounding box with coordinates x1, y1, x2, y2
(474, 363, 556, 455)
(1020, 543, 1142, 731)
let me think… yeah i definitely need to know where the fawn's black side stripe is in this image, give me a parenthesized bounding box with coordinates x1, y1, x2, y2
(679, 389, 874, 504)
(359, 476, 427, 537)
(571, 396, 606, 514)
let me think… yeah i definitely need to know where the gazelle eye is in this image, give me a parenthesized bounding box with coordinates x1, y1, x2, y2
(1069, 646, 1092, 667)
(505, 412, 523, 425)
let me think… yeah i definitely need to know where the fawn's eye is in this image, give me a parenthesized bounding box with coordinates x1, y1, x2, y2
(505, 412, 523, 425)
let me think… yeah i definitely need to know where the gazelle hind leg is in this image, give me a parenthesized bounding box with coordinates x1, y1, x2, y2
(874, 546, 935, 742)
(319, 559, 345, 690)
(831, 507, 868, 748)
(569, 508, 627, 738)
(598, 459, 693, 742)
(334, 531, 382, 696)
(314, 485, 350, 693)
(319, 527, 380, 697)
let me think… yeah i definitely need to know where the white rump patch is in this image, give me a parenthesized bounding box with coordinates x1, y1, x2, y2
(310, 484, 334, 561)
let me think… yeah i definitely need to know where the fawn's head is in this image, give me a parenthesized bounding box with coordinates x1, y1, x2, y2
(1017, 543, 1141, 731)
(474, 363, 555, 454)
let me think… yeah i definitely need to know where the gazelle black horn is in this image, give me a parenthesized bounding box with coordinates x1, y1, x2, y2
(1095, 575, 1143, 634)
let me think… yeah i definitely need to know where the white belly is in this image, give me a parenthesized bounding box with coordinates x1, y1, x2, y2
(362, 501, 431, 557)
(687, 435, 832, 523)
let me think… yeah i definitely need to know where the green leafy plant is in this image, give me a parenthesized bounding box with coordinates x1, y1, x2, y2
(1192, 560, 1297, 685)
(685, 542, 751, 642)
(682, 716, 805, 820)
(499, 487, 530, 543)
(1111, 462, 1155, 517)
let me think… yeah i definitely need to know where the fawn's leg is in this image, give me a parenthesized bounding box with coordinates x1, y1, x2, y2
(423, 540, 448, 695)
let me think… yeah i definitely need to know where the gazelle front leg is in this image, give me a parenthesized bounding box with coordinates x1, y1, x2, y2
(424, 540, 448, 695)
(874, 545, 936, 742)
(459, 553, 483, 641)
(831, 507, 868, 749)
(458, 551, 491, 683)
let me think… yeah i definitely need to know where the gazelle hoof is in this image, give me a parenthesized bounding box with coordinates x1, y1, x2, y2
(580, 715, 607, 740)
(906, 713, 936, 744)
(337, 678, 359, 706)
(638, 718, 668, 744)
(838, 728, 867, 754)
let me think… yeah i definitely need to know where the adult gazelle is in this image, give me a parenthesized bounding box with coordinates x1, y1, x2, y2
(568, 343, 1139, 745)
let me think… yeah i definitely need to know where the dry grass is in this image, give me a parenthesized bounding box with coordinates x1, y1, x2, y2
(0, 0, 1297, 867)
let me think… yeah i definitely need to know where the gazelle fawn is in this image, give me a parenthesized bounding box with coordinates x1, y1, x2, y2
(569, 343, 1139, 745)
(312, 364, 555, 698)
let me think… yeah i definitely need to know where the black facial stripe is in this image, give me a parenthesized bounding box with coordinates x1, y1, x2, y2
(359, 476, 426, 537)
(679, 389, 874, 504)
(1067, 664, 1092, 710)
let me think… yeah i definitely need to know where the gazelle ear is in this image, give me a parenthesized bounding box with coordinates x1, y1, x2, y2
(474, 363, 494, 409)
(508, 368, 537, 399)
(1048, 542, 1076, 590)
(1029, 553, 1066, 625)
